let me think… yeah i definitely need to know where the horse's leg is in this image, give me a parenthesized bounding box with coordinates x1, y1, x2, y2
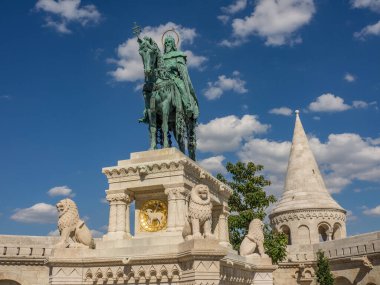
(187, 118, 196, 160)
(148, 107, 157, 150)
(161, 100, 170, 148)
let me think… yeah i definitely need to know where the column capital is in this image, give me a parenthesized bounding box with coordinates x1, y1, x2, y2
(106, 192, 131, 203)
(164, 187, 187, 200)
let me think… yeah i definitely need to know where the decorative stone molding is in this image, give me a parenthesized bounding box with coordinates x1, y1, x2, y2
(270, 208, 346, 225)
(103, 158, 233, 197)
(106, 193, 131, 203)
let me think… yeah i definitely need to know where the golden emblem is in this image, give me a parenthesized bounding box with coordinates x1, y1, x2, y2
(139, 200, 167, 232)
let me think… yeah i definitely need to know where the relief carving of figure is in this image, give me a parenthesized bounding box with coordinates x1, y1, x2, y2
(239, 219, 268, 258)
(182, 184, 214, 240)
(55, 198, 95, 249)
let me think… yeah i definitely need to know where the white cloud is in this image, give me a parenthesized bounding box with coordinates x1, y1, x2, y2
(308, 93, 351, 112)
(91, 229, 104, 238)
(218, 15, 230, 25)
(47, 185, 74, 197)
(352, 100, 369, 109)
(35, 0, 101, 34)
(236, 132, 380, 195)
(198, 155, 227, 174)
(11, 203, 57, 224)
(184, 50, 207, 69)
(222, 0, 248, 14)
(352, 0, 380, 13)
(269, 107, 293, 116)
(344, 73, 356, 82)
(203, 72, 247, 100)
(109, 22, 205, 82)
(225, 0, 315, 46)
(354, 20, 380, 39)
(346, 210, 358, 221)
(352, 1, 380, 38)
(363, 205, 380, 216)
(48, 229, 59, 236)
(197, 115, 269, 153)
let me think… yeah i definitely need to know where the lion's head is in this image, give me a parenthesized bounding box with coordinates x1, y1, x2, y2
(191, 184, 210, 204)
(247, 218, 264, 242)
(56, 198, 80, 231)
(188, 184, 212, 223)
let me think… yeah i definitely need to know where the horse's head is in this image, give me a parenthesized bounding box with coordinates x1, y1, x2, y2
(138, 37, 159, 76)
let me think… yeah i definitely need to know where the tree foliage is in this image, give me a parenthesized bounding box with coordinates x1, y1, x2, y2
(217, 161, 287, 264)
(316, 250, 334, 285)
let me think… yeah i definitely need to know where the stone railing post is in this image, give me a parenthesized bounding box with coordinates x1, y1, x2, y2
(104, 192, 132, 240)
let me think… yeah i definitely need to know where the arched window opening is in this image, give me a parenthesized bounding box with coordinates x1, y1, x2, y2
(298, 225, 311, 244)
(280, 225, 292, 245)
(0, 280, 22, 285)
(318, 223, 330, 242)
(334, 276, 352, 285)
(332, 223, 342, 240)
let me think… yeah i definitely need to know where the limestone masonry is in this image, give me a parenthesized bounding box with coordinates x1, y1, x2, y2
(1, 114, 379, 285)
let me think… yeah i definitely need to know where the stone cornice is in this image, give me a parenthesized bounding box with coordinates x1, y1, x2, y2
(0, 257, 48, 266)
(103, 158, 233, 197)
(269, 208, 346, 225)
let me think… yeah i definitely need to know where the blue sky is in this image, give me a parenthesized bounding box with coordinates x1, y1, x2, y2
(0, 0, 379, 238)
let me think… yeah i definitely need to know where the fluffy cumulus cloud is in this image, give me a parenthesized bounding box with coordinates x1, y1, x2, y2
(352, 0, 380, 39)
(35, 0, 101, 34)
(47, 185, 74, 197)
(197, 115, 269, 153)
(363, 205, 380, 216)
(203, 71, 248, 100)
(269, 107, 293, 116)
(344, 73, 356, 82)
(221, 0, 315, 46)
(11, 203, 57, 224)
(236, 131, 380, 195)
(352, 0, 380, 12)
(354, 20, 380, 39)
(218, 0, 248, 24)
(109, 22, 206, 82)
(308, 94, 377, 112)
(308, 93, 351, 112)
(198, 155, 227, 174)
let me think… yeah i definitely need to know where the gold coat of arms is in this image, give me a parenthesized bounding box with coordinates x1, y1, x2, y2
(139, 200, 168, 232)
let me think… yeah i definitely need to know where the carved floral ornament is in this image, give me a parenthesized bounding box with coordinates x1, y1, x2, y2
(106, 193, 131, 203)
(270, 209, 346, 225)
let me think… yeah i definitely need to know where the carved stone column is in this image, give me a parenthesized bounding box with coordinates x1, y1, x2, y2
(175, 188, 187, 230)
(165, 188, 178, 232)
(104, 192, 132, 240)
(218, 204, 231, 247)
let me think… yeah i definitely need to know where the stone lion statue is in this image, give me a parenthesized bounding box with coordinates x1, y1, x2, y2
(182, 184, 214, 240)
(240, 218, 268, 258)
(55, 198, 94, 249)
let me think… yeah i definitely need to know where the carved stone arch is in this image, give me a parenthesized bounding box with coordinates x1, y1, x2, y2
(318, 222, 331, 242)
(280, 224, 292, 245)
(0, 280, 22, 285)
(0, 272, 30, 285)
(332, 222, 343, 240)
(298, 224, 311, 244)
(335, 276, 352, 285)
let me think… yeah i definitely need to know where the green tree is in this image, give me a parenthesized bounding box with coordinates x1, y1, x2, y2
(217, 161, 287, 264)
(316, 250, 334, 285)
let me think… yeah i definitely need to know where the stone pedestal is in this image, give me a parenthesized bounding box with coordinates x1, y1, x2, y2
(102, 148, 233, 244)
(47, 149, 276, 285)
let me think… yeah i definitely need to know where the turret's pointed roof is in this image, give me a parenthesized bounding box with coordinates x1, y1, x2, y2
(271, 110, 344, 215)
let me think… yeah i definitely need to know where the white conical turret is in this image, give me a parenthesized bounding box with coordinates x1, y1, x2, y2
(269, 111, 346, 245)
